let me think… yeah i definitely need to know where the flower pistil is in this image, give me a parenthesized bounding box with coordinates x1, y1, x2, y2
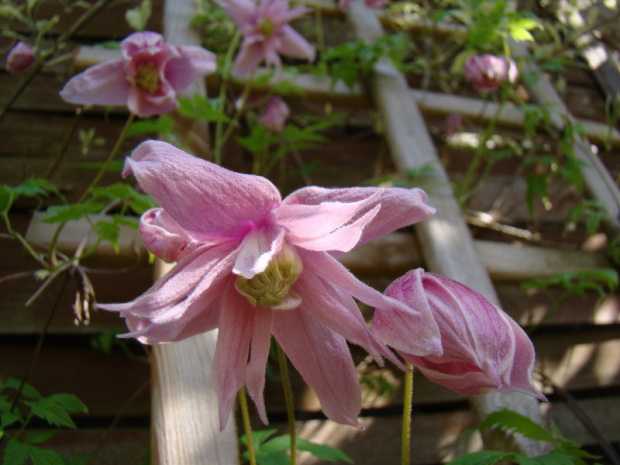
(134, 61, 160, 93)
(235, 243, 302, 310)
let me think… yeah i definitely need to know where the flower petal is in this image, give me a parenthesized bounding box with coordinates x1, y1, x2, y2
(281, 186, 435, 252)
(245, 306, 273, 424)
(213, 287, 253, 430)
(232, 40, 267, 77)
(214, 0, 258, 29)
(233, 226, 285, 278)
(165, 45, 217, 91)
(59, 60, 130, 106)
(304, 251, 442, 356)
(272, 309, 363, 428)
(296, 268, 400, 367)
(277, 25, 316, 62)
(139, 208, 200, 262)
(124, 140, 281, 238)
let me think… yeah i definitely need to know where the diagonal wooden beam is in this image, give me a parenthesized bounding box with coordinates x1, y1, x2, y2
(346, 1, 547, 456)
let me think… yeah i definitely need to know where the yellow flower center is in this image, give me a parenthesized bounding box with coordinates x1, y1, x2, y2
(134, 62, 159, 93)
(235, 244, 302, 310)
(257, 17, 275, 37)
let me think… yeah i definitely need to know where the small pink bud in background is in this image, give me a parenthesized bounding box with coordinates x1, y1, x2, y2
(258, 96, 290, 133)
(373, 269, 545, 399)
(464, 54, 518, 93)
(443, 113, 462, 136)
(6, 42, 35, 76)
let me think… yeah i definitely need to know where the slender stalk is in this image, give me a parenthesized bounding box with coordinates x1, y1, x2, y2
(78, 113, 135, 203)
(44, 107, 83, 179)
(215, 75, 254, 159)
(276, 341, 297, 465)
(238, 388, 258, 465)
(401, 364, 414, 465)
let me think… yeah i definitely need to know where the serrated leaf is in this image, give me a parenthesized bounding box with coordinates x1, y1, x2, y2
(255, 449, 290, 465)
(448, 450, 518, 465)
(3, 439, 29, 465)
(26, 398, 77, 429)
(46, 393, 88, 414)
(2, 377, 42, 400)
(43, 202, 107, 224)
(127, 115, 175, 136)
(25, 443, 65, 465)
(475, 409, 557, 444)
(296, 438, 353, 462)
(2, 411, 24, 428)
(24, 430, 58, 444)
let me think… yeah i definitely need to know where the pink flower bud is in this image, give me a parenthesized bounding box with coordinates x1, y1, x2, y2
(373, 269, 544, 399)
(464, 54, 518, 93)
(6, 42, 34, 76)
(258, 96, 290, 134)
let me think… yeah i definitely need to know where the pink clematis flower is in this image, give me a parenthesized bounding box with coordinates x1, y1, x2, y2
(59, 31, 216, 118)
(6, 42, 35, 76)
(464, 54, 518, 93)
(99, 140, 440, 429)
(373, 269, 545, 399)
(216, 0, 316, 77)
(258, 96, 290, 133)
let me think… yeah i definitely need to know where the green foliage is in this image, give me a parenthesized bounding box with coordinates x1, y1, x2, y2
(318, 34, 412, 90)
(240, 429, 353, 465)
(522, 268, 618, 301)
(450, 409, 601, 465)
(125, 0, 152, 31)
(177, 95, 232, 123)
(565, 199, 611, 236)
(1, 377, 93, 465)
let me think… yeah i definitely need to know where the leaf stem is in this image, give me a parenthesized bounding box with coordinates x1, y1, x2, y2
(238, 388, 258, 465)
(276, 341, 297, 465)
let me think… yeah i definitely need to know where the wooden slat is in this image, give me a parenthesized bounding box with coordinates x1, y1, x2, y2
(345, 1, 546, 456)
(149, 0, 240, 463)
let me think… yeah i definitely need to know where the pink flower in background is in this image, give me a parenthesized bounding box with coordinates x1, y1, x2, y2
(60, 31, 216, 118)
(99, 140, 439, 429)
(464, 54, 518, 93)
(338, 0, 389, 11)
(373, 269, 545, 398)
(216, 0, 316, 77)
(258, 96, 290, 133)
(443, 113, 462, 137)
(6, 42, 35, 76)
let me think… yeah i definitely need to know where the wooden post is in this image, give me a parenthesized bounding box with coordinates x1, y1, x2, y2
(346, 1, 546, 457)
(149, 1, 240, 463)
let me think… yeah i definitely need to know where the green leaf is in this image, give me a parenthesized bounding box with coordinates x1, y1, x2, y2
(3, 439, 29, 465)
(474, 409, 557, 444)
(296, 438, 353, 462)
(1, 377, 42, 400)
(43, 202, 107, 223)
(0, 185, 14, 215)
(26, 397, 79, 429)
(448, 450, 519, 465)
(177, 95, 231, 123)
(127, 115, 175, 136)
(24, 430, 58, 444)
(125, 0, 151, 31)
(254, 449, 290, 465)
(25, 443, 65, 465)
(46, 393, 88, 415)
(2, 411, 24, 429)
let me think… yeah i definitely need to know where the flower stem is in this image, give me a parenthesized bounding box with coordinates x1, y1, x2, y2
(276, 341, 297, 465)
(78, 112, 135, 203)
(401, 364, 414, 465)
(238, 388, 258, 465)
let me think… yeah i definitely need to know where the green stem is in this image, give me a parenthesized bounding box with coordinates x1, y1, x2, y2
(238, 388, 258, 465)
(276, 341, 296, 465)
(78, 112, 135, 203)
(215, 74, 254, 160)
(401, 364, 414, 465)
(214, 30, 243, 165)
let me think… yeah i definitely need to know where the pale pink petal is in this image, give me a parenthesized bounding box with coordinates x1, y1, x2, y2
(273, 309, 363, 428)
(245, 306, 273, 424)
(214, 0, 258, 29)
(139, 208, 199, 262)
(277, 25, 316, 62)
(165, 45, 216, 91)
(126, 82, 179, 117)
(213, 287, 254, 430)
(121, 31, 165, 58)
(233, 226, 285, 278)
(6, 42, 34, 76)
(304, 251, 442, 356)
(281, 186, 435, 251)
(99, 242, 237, 317)
(296, 269, 399, 366)
(232, 39, 267, 77)
(124, 141, 281, 238)
(59, 60, 130, 106)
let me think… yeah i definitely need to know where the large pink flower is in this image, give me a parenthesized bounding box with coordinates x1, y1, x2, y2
(60, 31, 216, 118)
(463, 54, 518, 93)
(99, 140, 440, 428)
(373, 269, 545, 398)
(216, 0, 316, 77)
(6, 42, 35, 76)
